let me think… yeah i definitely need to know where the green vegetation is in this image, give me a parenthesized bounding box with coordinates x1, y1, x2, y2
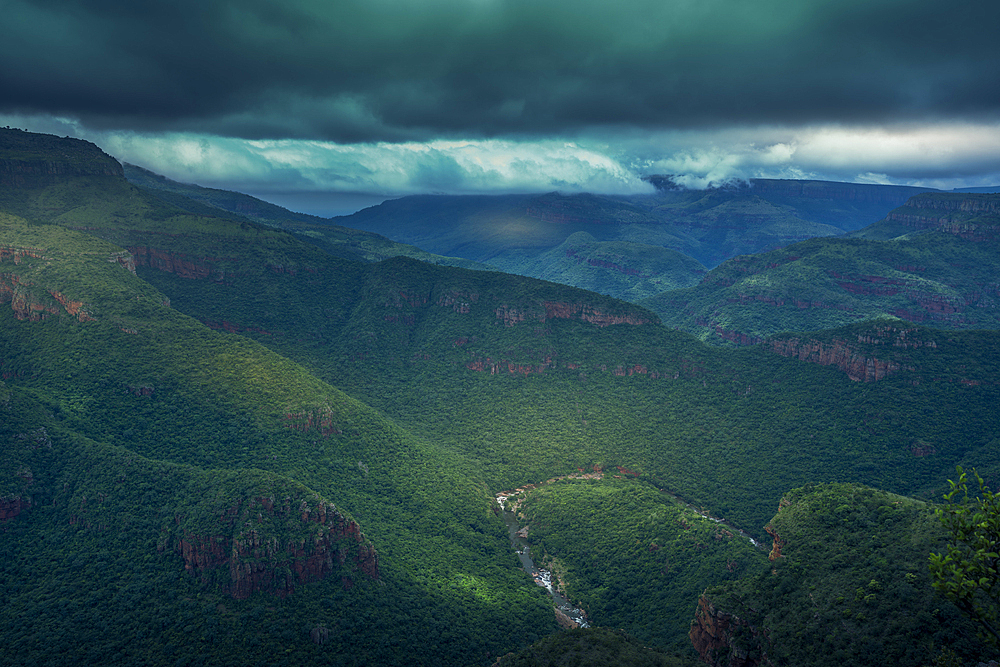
(2, 129, 998, 666)
(0, 209, 557, 665)
(122, 162, 494, 270)
(930, 467, 1000, 647)
(493, 627, 699, 667)
(334, 180, 926, 297)
(698, 484, 989, 667)
(504, 231, 707, 302)
(514, 476, 769, 650)
(643, 230, 1000, 345)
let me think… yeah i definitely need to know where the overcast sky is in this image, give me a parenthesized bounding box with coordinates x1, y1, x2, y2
(3, 0, 999, 214)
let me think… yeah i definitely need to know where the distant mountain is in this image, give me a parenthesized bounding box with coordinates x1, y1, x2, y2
(952, 186, 1000, 193)
(499, 231, 708, 302)
(333, 179, 935, 302)
(641, 192, 1000, 345)
(122, 162, 327, 226)
(121, 162, 493, 270)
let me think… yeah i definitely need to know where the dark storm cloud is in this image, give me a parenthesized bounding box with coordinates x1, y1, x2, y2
(3, 0, 999, 142)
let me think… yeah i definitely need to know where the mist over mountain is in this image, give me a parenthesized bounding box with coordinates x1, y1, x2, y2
(329, 178, 935, 302)
(2, 128, 999, 667)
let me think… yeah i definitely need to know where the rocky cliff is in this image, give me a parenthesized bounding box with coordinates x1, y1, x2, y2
(174, 495, 378, 599)
(767, 337, 903, 382)
(0, 271, 98, 322)
(767, 324, 931, 382)
(0, 243, 136, 322)
(128, 245, 234, 282)
(492, 300, 655, 328)
(689, 595, 771, 667)
(0, 495, 31, 526)
(885, 193, 1000, 241)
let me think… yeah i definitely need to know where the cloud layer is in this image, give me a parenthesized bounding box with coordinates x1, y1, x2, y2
(3, 0, 1000, 208)
(7, 113, 1000, 216)
(3, 0, 999, 143)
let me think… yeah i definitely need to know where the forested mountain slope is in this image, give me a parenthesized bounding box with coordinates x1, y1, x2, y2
(121, 161, 492, 270)
(690, 484, 989, 667)
(1, 128, 996, 666)
(642, 193, 1000, 345)
(332, 179, 932, 301)
(0, 130, 557, 666)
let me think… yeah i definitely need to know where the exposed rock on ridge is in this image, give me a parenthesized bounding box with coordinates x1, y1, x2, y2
(494, 301, 655, 327)
(767, 336, 902, 382)
(767, 324, 934, 381)
(886, 194, 1000, 241)
(129, 246, 233, 282)
(174, 495, 379, 599)
(0, 495, 31, 526)
(690, 596, 770, 667)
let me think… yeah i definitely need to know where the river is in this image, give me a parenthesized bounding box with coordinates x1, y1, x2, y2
(497, 493, 590, 628)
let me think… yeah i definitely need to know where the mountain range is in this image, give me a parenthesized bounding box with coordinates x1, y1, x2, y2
(1, 127, 998, 667)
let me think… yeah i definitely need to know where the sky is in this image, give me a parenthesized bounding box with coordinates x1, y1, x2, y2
(2, 0, 1000, 215)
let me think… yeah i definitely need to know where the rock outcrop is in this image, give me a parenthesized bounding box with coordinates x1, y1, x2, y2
(493, 301, 654, 328)
(690, 595, 770, 667)
(0, 495, 31, 525)
(886, 194, 1000, 241)
(768, 338, 900, 382)
(768, 324, 934, 381)
(0, 273, 58, 321)
(175, 496, 378, 599)
(128, 246, 233, 282)
(0, 273, 96, 322)
(765, 525, 784, 561)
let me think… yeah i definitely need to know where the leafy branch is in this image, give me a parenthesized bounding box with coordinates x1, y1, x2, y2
(929, 466, 1000, 647)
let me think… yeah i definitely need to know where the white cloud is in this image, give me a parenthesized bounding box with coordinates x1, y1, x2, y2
(101, 132, 657, 196)
(3, 113, 1000, 212)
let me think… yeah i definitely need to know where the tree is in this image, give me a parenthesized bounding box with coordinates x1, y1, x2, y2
(929, 466, 1000, 647)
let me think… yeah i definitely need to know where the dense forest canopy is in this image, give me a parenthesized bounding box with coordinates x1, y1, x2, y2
(1, 128, 998, 666)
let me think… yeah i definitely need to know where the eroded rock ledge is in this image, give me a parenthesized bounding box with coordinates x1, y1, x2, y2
(174, 496, 378, 599)
(690, 596, 770, 667)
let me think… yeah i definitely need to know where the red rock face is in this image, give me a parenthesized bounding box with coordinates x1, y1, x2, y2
(768, 337, 901, 382)
(492, 301, 653, 328)
(542, 301, 653, 326)
(0, 244, 46, 264)
(0, 273, 59, 321)
(128, 246, 234, 282)
(690, 595, 769, 667)
(887, 195, 1000, 241)
(765, 525, 784, 561)
(563, 248, 648, 277)
(769, 325, 932, 382)
(48, 289, 95, 322)
(176, 497, 378, 599)
(0, 272, 98, 322)
(107, 251, 137, 274)
(465, 356, 552, 375)
(437, 290, 477, 313)
(0, 495, 30, 525)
